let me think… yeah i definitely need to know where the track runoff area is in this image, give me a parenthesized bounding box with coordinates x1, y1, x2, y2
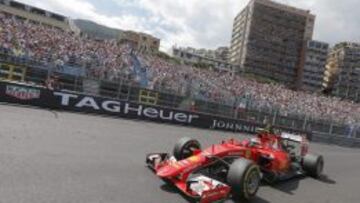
(0, 104, 359, 203)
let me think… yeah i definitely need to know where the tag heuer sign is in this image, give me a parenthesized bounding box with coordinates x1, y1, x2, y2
(6, 85, 41, 100)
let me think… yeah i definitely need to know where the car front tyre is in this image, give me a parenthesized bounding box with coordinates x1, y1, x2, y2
(227, 159, 261, 201)
(173, 137, 201, 160)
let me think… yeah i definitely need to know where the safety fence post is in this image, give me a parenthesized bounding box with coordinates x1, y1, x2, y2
(272, 109, 277, 126)
(126, 84, 132, 102)
(328, 121, 334, 135)
(302, 115, 308, 131)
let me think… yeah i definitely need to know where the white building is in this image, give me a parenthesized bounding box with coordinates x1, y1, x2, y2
(172, 46, 238, 72)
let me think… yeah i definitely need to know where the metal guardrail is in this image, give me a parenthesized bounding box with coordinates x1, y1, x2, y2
(311, 132, 360, 148)
(0, 55, 359, 140)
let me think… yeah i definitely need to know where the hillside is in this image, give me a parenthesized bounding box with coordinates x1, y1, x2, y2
(74, 19, 123, 39)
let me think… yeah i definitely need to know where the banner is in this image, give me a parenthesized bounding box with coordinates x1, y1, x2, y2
(0, 81, 309, 136)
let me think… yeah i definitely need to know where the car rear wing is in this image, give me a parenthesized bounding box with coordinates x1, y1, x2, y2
(281, 132, 305, 142)
(281, 132, 309, 156)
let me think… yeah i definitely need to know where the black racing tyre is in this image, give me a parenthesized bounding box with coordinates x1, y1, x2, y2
(302, 154, 324, 178)
(173, 137, 201, 160)
(227, 159, 261, 201)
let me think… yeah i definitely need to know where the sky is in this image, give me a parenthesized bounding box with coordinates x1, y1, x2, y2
(16, 0, 360, 52)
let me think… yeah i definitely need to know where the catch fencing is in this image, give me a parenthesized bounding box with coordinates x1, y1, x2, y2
(0, 53, 359, 146)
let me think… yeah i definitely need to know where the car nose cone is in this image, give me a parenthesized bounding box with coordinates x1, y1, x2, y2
(156, 165, 179, 178)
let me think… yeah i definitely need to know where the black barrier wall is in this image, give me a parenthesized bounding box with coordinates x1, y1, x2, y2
(0, 81, 310, 137)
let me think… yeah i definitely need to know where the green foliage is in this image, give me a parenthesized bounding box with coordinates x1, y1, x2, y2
(74, 19, 122, 40)
(243, 73, 278, 84)
(157, 51, 181, 65)
(193, 62, 211, 69)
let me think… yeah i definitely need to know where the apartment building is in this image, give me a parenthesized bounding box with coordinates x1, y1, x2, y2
(230, 0, 315, 89)
(323, 42, 360, 102)
(302, 40, 329, 92)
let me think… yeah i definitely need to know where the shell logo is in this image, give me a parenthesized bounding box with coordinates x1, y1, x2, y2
(188, 156, 201, 163)
(245, 150, 252, 159)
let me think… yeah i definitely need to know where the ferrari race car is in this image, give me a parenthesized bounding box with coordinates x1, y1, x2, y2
(146, 131, 324, 203)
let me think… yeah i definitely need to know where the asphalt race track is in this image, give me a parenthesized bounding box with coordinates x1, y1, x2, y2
(0, 104, 360, 203)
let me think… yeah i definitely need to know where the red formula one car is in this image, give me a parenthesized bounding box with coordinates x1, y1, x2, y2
(146, 131, 324, 203)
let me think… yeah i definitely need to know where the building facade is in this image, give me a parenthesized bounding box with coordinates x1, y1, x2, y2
(323, 42, 360, 102)
(174, 46, 230, 62)
(213, 47, 230, 62)
(118, 31, 160, 54)
(0, 0, 73, 32)
(302, 40, 329, 92)
(172, 46, 237, 72)
(229, 0, 315, 88)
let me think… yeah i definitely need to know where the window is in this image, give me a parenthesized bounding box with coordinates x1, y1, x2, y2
(309, 41, 315, 48)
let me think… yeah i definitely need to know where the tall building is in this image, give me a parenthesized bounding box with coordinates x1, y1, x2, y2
(229, 0, 315, 88)
(323, 42, 360, 102)
(302, 40, 329, 92)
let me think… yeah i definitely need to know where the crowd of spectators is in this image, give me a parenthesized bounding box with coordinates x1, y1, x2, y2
(0, 12, 134, 82)
(140, 53, 360, 125)
(0, 11, 359, 125)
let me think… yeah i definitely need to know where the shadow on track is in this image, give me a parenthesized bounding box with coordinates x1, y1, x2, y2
(269, 174, 336, 195)
(317, 174, 336, 184)
(269, 178, 302, 195)
(160, 183, 271, 203)
(160, 174, 336, 203)
(161, 184, 198, 203)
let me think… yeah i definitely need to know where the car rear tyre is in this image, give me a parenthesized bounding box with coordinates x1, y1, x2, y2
(227, 159, 261, 200)
(302, 154, 324, 178)
(173, 137, 201, 160)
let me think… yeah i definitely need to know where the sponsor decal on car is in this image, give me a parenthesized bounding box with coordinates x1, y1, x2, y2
(6, 85, 41, 100)
(245, 150, 252, 159)
(227, 151, 245, 156)
(202, 189, 228, 199)
(188, 155, 201, 163)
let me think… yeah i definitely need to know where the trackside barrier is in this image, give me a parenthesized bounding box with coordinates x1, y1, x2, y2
(3, 80, 360, 147)
(0, 80, 310, 137)
(311, 133, 360, 148)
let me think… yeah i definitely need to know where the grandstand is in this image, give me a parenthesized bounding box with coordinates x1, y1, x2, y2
(0, 0, 77, 32)
(0, 3, 359, 138)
